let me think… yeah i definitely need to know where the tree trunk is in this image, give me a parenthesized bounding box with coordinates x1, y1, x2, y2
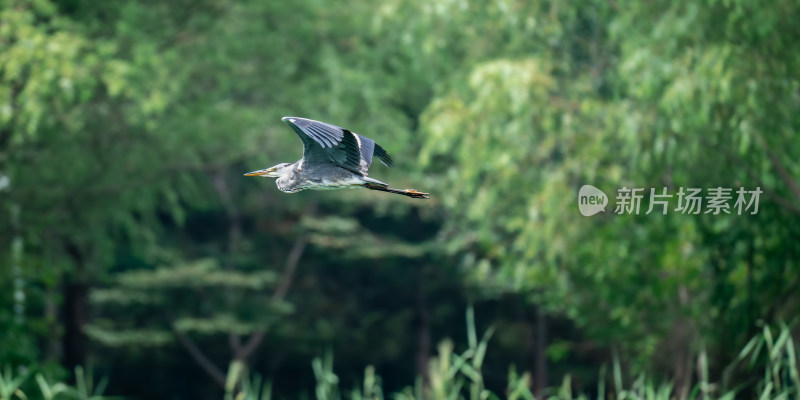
(534, 305, 547, 399)
(62, 279, 88, 373)
(415, 267, 431, 389)
(63, 242, 88, 376)
(45, 285, 61, 362)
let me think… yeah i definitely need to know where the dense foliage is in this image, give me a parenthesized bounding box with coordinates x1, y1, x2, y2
(1, 0, 798, 398)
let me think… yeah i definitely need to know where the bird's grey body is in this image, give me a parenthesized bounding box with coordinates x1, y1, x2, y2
(274, 160, 386, 193)
(244, 117, 429, 199)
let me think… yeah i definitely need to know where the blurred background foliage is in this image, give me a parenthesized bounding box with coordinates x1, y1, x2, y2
(1, 0, 799, 398)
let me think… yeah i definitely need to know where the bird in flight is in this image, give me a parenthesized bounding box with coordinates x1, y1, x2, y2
(244, 117, 429, 199)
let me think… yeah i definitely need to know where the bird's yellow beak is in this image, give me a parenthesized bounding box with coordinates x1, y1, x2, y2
(243, 167, 275, 176)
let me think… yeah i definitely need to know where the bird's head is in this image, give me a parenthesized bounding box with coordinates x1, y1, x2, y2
(243, 163, 292, 178)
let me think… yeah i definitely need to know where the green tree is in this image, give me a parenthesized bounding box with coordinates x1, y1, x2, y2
(417, 0, 800, 394)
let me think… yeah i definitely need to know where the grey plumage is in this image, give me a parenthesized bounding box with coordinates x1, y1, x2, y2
(244, 117, 429, 199)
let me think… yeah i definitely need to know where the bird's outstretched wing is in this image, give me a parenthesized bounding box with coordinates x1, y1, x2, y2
(281, 116, 394, 174)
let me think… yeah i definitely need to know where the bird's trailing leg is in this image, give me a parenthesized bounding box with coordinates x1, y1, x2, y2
(362, 183, 430, 199)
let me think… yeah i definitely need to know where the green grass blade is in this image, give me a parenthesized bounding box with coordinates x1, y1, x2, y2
(261, 380, 273, 400)
(758, 382, 773, 400)
(699, 348, 709, 398)
(738, 336, 759, 361)
(771, 329, 789, 363)
(94, 375, 109, 396)
(785, 331, 800, 392)
(473, 326, 496, 369)
(751, 339, 765, 368)
(466, 306, 477, 350)
(35, 374, 53, 400)
(460, 363, 482, 384)
(75, 366, 88, 399)
(597, 364, 606, 400)
(613, 349, 623, 396)
(448, 352, 472, 381)
(0, 367, 32, 399)
(13, 388, 28, 400)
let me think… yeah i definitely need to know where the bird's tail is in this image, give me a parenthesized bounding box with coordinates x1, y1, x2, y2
(362, 183, 430, 199)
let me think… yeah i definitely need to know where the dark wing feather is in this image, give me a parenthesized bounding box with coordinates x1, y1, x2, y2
(340, 130, 363, 170)
(373, 143, 394, 167)
(282, 116, 394, 174)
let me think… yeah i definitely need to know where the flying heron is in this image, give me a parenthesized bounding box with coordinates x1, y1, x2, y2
(244, 117, 430, 199)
